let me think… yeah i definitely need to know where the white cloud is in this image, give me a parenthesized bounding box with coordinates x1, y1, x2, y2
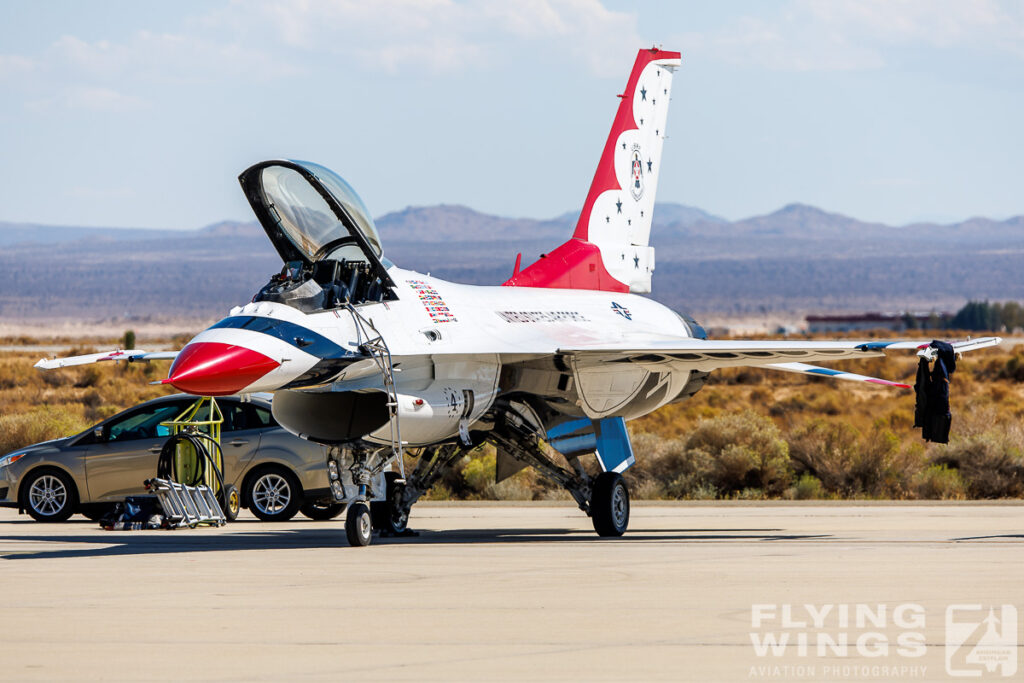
(0, 54, 34, 79)
(51, 31, 300, 84)
(685, 0, 1024, 72)
(28, 86, 149, 113)
(1, 0, 643, 113)
(230, 0, 642, 76)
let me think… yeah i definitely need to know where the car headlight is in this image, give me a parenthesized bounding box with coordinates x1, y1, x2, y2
(0, 452, 27, 468)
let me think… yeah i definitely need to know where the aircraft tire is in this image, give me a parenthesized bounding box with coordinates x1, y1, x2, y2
(371, 472, 409, 534)
(346, 501, 373, 546)
(591, 472, 629, 537)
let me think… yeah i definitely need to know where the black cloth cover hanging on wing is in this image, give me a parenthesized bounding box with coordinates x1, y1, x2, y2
(914, 340, 956, 444)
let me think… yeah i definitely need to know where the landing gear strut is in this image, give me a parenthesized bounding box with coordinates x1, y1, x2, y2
(328, 444, 403, 547)
(486, 406, 633, 537)
(371, 471, 414, 536)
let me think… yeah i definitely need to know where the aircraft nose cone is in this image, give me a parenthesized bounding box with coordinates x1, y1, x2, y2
(164, 342, 280, 396)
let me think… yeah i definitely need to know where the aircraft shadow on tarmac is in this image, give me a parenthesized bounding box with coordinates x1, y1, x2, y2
(0, 524, 832, 560)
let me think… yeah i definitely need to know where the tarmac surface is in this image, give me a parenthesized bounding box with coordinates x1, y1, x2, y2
(1, 502, 1022, 682)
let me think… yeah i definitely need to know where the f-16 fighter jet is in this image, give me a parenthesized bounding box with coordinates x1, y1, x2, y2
(38, 48, 1000, 545)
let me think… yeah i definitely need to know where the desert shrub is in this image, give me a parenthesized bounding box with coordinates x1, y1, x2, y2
(913, 464, 967, 500)
(684, 412, 791, 496)
(886, 408, 914, 431)
(769, 394, 809, 417)
(40, 369, 72, 387)
(74, 366, 103, 388)
(791, 473, 826, 500)
(810, 393, 843, 416)
(933, 429, 1024, 498)
(749, 387, 770, 403)
(462, 451, 494, 494)
(0, 360, 35, 389)
(422, 483, 453, 501)
(489, 473, 537, 501)
(995, 352, 1024, 382)
(627, 431, 714, 499)
(450, 444, 540, 500)
(684, 483, 719, 500)
(787, 420, 923, 498)
(0, 407, 89, 454)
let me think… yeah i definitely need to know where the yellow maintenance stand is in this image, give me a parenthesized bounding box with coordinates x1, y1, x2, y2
(158, 397, 241, 521)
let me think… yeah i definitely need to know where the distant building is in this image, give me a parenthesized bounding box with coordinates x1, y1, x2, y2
(806, 312, 946, 333)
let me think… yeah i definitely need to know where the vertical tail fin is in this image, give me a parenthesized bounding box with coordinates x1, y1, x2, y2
(505, 47, 681, 294)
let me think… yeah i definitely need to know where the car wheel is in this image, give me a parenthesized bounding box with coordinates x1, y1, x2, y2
(23, 469, 77, 523)
(300, 500, 345, 521)
(245, 466, 301, 522)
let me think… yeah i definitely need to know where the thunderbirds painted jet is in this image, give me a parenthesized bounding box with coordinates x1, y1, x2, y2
(38, 48, 999, 545)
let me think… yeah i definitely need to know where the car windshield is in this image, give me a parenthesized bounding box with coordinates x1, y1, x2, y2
(106, 402, 187, 442)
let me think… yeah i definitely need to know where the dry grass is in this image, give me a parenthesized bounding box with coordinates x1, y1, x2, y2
(1, 337, 1020, 500)
(0, 342, 177, 455)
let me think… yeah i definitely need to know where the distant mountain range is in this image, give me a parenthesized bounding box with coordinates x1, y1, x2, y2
(1, 202, 1022, 321)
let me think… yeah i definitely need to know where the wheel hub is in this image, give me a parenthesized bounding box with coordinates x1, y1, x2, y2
(254, 474, 291, 513)
(611, 485, 627, 528)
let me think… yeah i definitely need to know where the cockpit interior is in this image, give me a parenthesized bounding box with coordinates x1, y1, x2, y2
(254, 257, 394, 312)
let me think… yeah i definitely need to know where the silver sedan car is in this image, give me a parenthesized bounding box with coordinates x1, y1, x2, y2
(0, 393, 343, 523)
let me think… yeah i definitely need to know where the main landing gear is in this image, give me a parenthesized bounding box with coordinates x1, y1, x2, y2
(333, 411, 634, 546)
(488, 408, 632, 538)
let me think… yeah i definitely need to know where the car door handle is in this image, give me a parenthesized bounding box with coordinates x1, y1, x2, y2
(148, 446, 162, 454)
(229, 439, 249, 446)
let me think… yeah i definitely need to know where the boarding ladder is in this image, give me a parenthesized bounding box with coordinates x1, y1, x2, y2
(346, 304, 405, 479)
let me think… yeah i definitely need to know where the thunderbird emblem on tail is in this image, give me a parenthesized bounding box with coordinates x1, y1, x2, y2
(630, 144, 644, 201)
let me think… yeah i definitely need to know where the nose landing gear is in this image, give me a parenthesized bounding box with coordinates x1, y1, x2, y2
(345, 501, 372, 546)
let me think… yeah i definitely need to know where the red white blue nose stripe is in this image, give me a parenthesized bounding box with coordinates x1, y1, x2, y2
(164, 315, 330, 396)
(164, 342, 281, 396)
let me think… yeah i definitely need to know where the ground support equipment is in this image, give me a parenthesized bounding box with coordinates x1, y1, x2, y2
(146, 478, 226, 528)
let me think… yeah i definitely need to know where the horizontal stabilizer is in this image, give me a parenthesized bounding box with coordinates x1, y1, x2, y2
(764, 362, 911, 389)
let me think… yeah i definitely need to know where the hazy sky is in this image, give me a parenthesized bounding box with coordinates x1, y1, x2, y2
(1, 0, 1022, 229)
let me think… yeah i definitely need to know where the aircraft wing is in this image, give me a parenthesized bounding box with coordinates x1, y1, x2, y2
(559, 336, 1002, 377)
(34, 349, 179, 370)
